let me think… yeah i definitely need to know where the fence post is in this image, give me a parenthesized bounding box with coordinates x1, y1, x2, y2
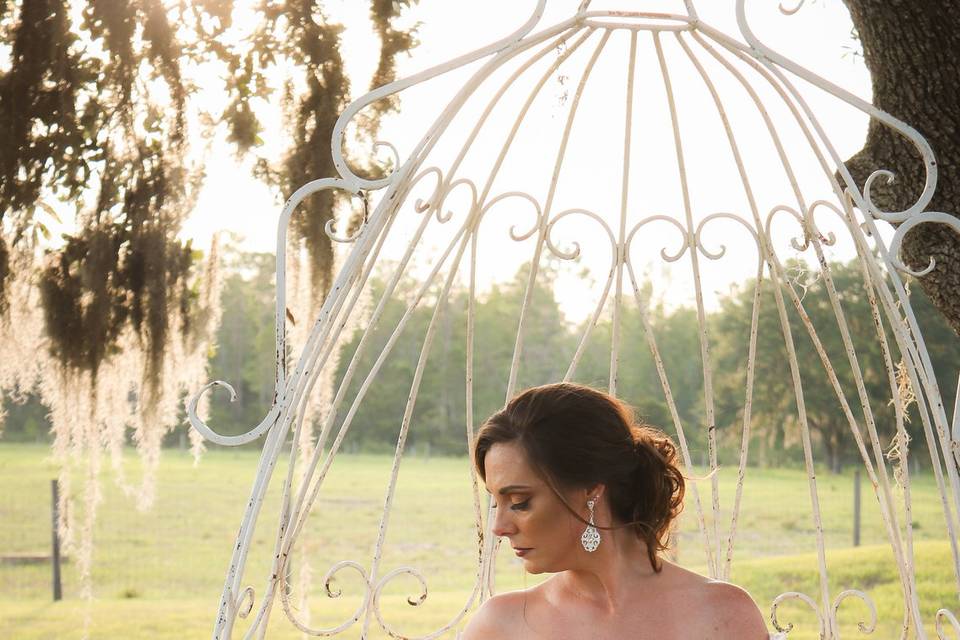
(51, 479, 63, 601)
(853, 469, 861, 547)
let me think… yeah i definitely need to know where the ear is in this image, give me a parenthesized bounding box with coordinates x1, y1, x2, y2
(585, 483, 606, 503)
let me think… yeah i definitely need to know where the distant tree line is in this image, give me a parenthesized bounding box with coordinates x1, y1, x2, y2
(5, 245, 958, 473)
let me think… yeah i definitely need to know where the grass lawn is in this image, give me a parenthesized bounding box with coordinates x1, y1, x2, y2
(1, 443, 956, 638)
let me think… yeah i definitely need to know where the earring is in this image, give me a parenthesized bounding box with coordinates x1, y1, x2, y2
(581, 498, 601, 552)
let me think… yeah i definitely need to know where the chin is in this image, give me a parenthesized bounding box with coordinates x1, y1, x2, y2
(522, 556, 559, 575)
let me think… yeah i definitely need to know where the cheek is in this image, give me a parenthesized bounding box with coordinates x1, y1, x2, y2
(530, 504, 581, 545)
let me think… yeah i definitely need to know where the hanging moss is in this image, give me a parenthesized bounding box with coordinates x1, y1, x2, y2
(39, 226, 124, 377)
(0, 0, 98, 298)
(207, 0, 420, 302)
(2, 0, 417, 604)
(39, 221, 196, 387)
(368, 0, 419, 118)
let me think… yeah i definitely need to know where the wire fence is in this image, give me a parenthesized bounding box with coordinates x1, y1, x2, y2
(1, 443, 245, 602)
(0, 441, 952, 638)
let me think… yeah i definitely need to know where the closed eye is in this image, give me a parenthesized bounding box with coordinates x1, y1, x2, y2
(510, 499, 530, 511)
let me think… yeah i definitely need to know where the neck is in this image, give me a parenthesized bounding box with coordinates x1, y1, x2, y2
(558, 528, 665, 612)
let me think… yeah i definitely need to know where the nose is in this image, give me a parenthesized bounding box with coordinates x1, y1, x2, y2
(491, 504, 517, 538)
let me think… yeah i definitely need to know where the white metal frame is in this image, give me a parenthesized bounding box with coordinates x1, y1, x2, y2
(188, 2, 960, 637)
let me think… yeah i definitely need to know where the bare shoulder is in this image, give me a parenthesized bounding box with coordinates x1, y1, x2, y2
(461, 591, 528, 640)
(696, 579, 769, 639)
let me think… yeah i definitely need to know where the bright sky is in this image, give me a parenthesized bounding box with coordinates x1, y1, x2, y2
(180, 0, 882, 322)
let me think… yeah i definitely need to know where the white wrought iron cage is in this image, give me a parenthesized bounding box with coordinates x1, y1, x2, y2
(188, 1, 960, 638)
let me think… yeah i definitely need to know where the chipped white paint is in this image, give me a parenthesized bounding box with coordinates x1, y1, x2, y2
(189, 1, 960, 637)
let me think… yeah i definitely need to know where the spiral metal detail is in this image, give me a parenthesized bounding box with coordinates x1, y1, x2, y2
(771, 591, 824, 636)
(937, 608, 960, 639)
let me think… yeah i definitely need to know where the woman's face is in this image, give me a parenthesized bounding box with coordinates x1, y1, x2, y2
(483, 441, 588, 574)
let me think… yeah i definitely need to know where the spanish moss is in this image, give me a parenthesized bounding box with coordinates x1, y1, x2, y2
(1, 0, 417, 607)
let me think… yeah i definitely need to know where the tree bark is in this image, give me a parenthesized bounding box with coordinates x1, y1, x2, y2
(840, 0, 960, 335)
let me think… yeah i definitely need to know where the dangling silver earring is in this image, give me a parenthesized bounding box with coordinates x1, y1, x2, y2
(581, 498, 601, 552)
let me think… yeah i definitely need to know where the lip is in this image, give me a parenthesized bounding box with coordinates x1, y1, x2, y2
(513, 547, 532, 557)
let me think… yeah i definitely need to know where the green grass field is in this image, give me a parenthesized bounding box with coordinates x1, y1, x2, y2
(1, 443, 956, 638)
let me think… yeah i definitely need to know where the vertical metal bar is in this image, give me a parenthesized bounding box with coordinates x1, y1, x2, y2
(624, 255, 718, 578)
(952, 374, 960, 446)
(654, 30, 721, 578)
(675, 30, 765, 582)
(854, 469, 862, 547)
(501, 27, 596, 400)
(610, 30, 637, 396)
(361, 205, 481, 638)
(51, 478, 62, 602)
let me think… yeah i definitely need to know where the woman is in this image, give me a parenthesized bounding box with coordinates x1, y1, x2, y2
(463, 382, 772, 639)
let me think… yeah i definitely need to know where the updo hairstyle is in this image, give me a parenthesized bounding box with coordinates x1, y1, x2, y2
(474, 382, 685, 571)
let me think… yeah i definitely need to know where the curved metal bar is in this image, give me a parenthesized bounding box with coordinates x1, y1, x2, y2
(485, 538, 502, 598)
(250, 169, 478, 640)
(476, 26, 599, 405)
(624, 214, 690, 264)
(831, 589, 878, 636)
(370, 566, 483, 640)
(475, 191, 542, 239)
(863, 169, 895, 217)
(258, 218, 449, 638)
(252, 216, 405, 636)
(554, 208, 619, 382)
(804, 200, 842, 248)
(278, 212, 476, 583)
(435, 178, 480, 225)
(888, 212, 960, 277)
(236, 586, 255, 619)
(763, 204, 810, 253)
(187, 381, 280, 447)
(426, 25, 582, 230)
(188, 179, 360, 451)
(329, 1, 548, 190)
(653, 29, 725, 571)
(694, 212, 761, 261)
(544, 207, 616, 261)
(937, 608, 960, 639)
(771, 591, 825, 636)
(779, 0, 806, 15)
(357, 219, 485, 638)
(211, 177, 373, 639)
(324, 191, 375, 244)
(279, 560, 371, 636)
(411, 167, 445, 213)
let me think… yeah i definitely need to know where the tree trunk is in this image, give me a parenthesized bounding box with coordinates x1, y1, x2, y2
(840, 0, 960, 335)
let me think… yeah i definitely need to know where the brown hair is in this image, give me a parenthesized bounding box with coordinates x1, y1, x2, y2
(474, 382, 685, 571)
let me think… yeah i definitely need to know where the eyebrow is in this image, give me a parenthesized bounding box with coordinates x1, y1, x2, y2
(498, 484, 533, 495)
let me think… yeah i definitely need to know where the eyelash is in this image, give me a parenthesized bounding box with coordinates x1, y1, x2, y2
(490, 498, 530, 511)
